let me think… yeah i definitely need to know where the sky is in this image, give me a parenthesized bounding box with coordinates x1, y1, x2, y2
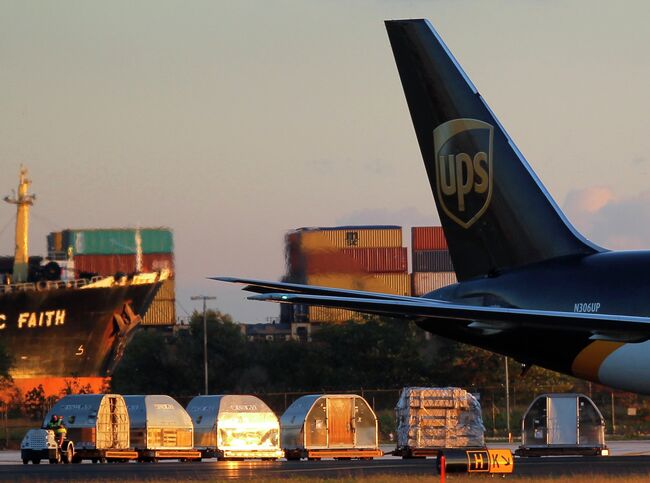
(1, 1, 650, 323)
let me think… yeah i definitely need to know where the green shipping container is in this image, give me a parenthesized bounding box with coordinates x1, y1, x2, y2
(140, 229, 174, 254)
(62, 228, 173, 255)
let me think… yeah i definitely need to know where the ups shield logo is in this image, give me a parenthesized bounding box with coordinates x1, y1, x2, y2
(433, 118, 493, 229)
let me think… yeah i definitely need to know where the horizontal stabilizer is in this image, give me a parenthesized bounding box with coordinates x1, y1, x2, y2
(249, 292, 650, 337)
(217, 277, 650, 343)
(211, 276, 423, 302)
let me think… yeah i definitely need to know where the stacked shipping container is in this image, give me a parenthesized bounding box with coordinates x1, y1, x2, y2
(285, 226, 408, 323)
(48, 228, 173, 256)
(47, 227, 175, 326)
(411, 227, 457, 296)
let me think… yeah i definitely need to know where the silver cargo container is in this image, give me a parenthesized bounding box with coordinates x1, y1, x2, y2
(281, 394, 381, 460)
(186, 395, 284, 460)
(45, 394, 130, 451)
(123, 395, 194, 451)
(516, 393, 608, 456)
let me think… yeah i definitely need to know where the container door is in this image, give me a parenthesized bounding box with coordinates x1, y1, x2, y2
(522, 397, 547, 446)
(353, 397, 377, 448)
(547, 397, 577, 445)
(577, 396, 604, 446)
(327, 398, 354, 447)
(305, 399, 328, 448)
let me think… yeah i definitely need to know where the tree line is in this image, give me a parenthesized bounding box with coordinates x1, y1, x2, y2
(110, 309, 579, 398)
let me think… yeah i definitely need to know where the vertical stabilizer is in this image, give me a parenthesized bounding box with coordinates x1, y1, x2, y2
(385, 20, 600, 280)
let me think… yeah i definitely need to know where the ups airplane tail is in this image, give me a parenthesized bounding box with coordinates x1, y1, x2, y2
(218, 20, 650, 395)
(385, 19, 601, 281)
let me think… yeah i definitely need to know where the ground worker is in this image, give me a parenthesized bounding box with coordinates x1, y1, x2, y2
(45, 414, 58, 430)
(46, 415, 67, 447)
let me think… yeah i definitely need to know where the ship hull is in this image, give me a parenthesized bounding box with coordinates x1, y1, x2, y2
(0, 281, 161, 379)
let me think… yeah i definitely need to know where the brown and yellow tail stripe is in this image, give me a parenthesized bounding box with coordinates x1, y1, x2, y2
(571, 341, 624, 382)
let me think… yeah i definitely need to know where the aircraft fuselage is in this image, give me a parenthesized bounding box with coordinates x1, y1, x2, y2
(422, 250, 650, 392)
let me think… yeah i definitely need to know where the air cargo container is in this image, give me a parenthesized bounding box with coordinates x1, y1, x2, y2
(22, 394, 136, 464)
(516, 393, 609, 457)
(281, 394, 382, 460)
(124, 395, 200, 461)
(412, 272, 458, 296)
(411, 226, 448, 250)
(289, 226, 403, 252)
(303, 247, 408, 275)
(412, 250, 454, 272)
(186, 395, 284, 460)
(394, 387, 485, 458)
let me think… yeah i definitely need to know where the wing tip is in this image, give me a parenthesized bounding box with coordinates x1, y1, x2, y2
(210, 276, 240, 282)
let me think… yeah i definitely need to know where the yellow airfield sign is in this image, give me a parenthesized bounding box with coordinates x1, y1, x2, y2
(488, 449, 514, 474)
(466, 449, 514, 474)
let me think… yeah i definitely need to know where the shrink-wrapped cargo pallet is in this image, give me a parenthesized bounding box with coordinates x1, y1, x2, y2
(395, 387, 485, 455)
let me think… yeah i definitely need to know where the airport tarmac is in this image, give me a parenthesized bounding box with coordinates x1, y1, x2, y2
(2, 441, 650, 481)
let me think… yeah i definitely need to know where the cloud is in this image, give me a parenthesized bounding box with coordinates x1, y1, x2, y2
(564, 186, 614, 217)
(563, 187, 650, 250)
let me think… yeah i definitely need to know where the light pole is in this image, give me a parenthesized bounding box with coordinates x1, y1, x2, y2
(505, 356, 511, 442)
(191, 295, 216, 395)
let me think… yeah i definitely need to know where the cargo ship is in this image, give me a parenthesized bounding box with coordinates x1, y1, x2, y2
(1, 168, 167, 393)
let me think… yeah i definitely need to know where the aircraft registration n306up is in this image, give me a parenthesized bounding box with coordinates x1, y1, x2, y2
(216, 20, 650, 394)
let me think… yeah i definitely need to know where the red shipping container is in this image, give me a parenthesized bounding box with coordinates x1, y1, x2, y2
(411, 226, 448, 250)
(74, 253, 174, 277)
(305, 247, 408, 274)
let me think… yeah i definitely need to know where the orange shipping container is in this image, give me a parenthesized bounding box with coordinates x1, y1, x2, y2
(307, 273, 410, 296)
(296, 226, 402, 251)
(412, 272, 457, 296)
(411, 227, 448, 250)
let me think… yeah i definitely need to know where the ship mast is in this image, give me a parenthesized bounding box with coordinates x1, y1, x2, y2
(4, 167, 36, 283)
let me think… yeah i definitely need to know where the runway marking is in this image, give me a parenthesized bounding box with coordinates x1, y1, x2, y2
(264, 464, 423, 474)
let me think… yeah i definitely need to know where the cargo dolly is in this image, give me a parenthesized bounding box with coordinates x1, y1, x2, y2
(393, 445, 486, 459)
(76, 449, 139, 463)
(285, 448, 383, 461)
(136, 449, 202, 462)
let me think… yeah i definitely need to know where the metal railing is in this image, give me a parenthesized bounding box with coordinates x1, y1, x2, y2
(0, 276, 106, 294)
